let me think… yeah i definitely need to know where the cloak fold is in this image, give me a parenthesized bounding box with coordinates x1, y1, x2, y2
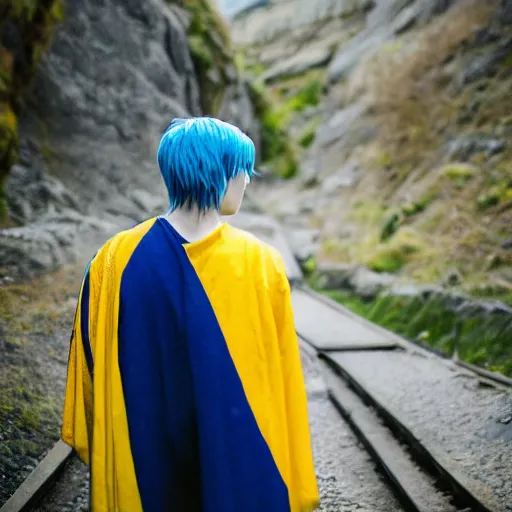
(62, 217, 319, 511)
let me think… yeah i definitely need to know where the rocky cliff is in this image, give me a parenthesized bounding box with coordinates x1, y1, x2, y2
(232, 0, 512, 373)
(0, 0, 259, 281)
(0, 0, 263, 503)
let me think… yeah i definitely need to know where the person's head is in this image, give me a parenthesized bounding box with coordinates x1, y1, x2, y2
(157, 117, 255, 216)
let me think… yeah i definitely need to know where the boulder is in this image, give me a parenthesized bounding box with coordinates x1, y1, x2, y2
(446, 134, 505, 161)
(313, 263, 360, 290)
(349, 266, 398, 299)
(314, 263, 398, 298)
(502, 0, 512, 25)
(461, 37, 512, 85)
(285, 228, 322, 262)
(315, 104, 370, 147)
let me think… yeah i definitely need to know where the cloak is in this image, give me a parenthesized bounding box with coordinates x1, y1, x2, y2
(62, 217, 319, 511)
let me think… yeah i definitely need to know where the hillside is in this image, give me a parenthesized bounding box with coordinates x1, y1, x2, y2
(0, 0, 260, 281)
(0, 0, 259, 504)
(232, 0, 512, 373)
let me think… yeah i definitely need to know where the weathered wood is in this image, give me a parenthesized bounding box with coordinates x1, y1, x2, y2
(292, 288, 400, 351)
(0, 441, 73, 512)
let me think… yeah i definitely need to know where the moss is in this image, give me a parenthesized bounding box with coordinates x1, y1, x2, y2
(440, 163, 478, 181)
(380, 212, 401, 241)
(0, 0, 64, 220)
(297, 117, 321, 148)
(367, 246, 407, 273)
(285, 79, 322, 112)
(174, 0, 233, 115)
(272, 148, 299, 179)
(301, 255, 317, 275)
(477, 188, 500, 209)
(401, 191, 436, 217)
(299, 129, 316, 148)
(367, 228, 424, 274)
(248, 80, 298, 176)
(349, 200, 387, 225)
(373, 149, 394, 168)
(188, 34, 214, 66)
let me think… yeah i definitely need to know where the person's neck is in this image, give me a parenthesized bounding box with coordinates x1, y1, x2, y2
(163, 206, 222, 243)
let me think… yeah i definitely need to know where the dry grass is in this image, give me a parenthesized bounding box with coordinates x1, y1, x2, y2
(0, 265, 83, 332)
(350, 0, 499, 164)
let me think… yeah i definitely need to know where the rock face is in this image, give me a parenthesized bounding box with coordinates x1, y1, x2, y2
(0, 0, 258, 280)
(232, 0, 512, 306)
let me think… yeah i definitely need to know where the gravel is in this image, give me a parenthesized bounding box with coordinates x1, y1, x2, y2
(300, 344, 403, 511)
(35, 345, 403, 511)
(329, 350, 512, 511)
(34, 457, 89, 512)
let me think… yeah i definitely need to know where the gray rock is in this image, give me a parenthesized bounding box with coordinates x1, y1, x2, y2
(313, 263, 360, 290)
(447, 134, 505, 160)
(470, 28, 502, 49)
(0, 213, 121, 280)
(261, 45, 333, 82)
(3, 0, 256, 280)
(315, 104, 369, 147)
(502, 0, 512, 25)
(461, 37, 512, 85)
(349, 266, 398, 299)
(329, 0, 458, 82)
(217, 80, 259, 143)
(232, 0, 374, 47)
(299, 158, 322, 188)
(314, 263, 398, 298)
(321, 162, 359, 194)
(6, 163, 81, 224)
(442, 267, 463, 287)
(386, 283, 445, 299)
(130, 189, 167, 215)
(285, 228, 321, 261)
(328, 29, 389, 82)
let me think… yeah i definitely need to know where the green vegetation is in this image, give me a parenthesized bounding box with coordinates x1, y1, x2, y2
(380, 212, 400, 242)
(401, 192, 436, 217)
(441, 163, 477, 181)
(247, 80, 298, 178)
(318, 289, 512, 376)
(301, 255, 317, 275)
(177, 0, 233, 115)
(366, 228, 425, 274)
(247, 69, 327, 178)
(284, 79, 322, 112)
(298, 117, 322, 148)
(0, 0, 64, 223)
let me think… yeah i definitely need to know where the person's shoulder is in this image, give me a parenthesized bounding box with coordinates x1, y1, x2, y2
(225, 225, 278, 256)
(225, 225, 288, 279)
(90, 218, 158, 268)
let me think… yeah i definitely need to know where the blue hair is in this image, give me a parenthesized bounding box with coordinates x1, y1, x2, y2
(157, 117, 256, 213)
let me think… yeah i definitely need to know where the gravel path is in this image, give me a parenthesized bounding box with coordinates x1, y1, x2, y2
(0, 266, 83, 506)
(330, 350, 512, 511)
(300, 344, 403, 512)
(35, 344, 402, 511)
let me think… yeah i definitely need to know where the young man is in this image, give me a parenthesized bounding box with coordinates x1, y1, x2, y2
(61, 117, 319, 511)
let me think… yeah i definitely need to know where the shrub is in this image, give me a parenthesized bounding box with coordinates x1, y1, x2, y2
(380, 212, 401, 242)
(286, 79, 322, 112)
(367, 228, 424, 273)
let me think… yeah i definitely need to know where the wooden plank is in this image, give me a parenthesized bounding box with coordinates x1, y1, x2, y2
(322, 353, 501, 512)
(322, 362, 458, 512)
(291, 288, 399, 351)
(1, 441, 73, 512)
